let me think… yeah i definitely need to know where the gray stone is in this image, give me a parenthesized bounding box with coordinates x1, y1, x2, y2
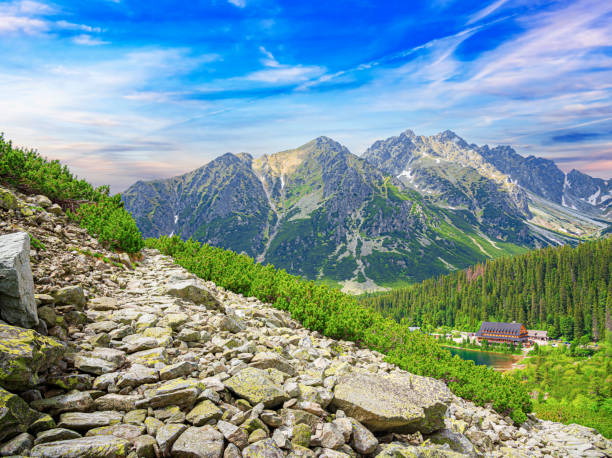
(116, 364, 158, 389)
(320, 422, 345, 450)
(223, 443, 242, 458)
(134, 434, 158, 458)
(250, 351, 296, 376)
(171, 425, 224, 458)
(29, 435, 130, 457)
(34, 428, 82, 445)
(332, 371, 450, 433)
(217, 420, 249, 449)
(31, 390, 93, 415)
(186, 399, 223, 426)
(0, 232, 38, 328)
(225, 367, 288, 408)
(86, 423, 143, 441)
(156, 423, 187, 457)
(428, 428, 479, 457)
(57, 411, 123, 431)
(163, 279, 220, 309)
(53, 285, 86, 307)
(160, 361, 197, 381)
(94, 393, 141, 411)
(74, 355, 119, 375)
(242, 438, 284, 458)
(0, 431, 33, 456)
(89, 297, 118, 311)
(349, 418, 378, 454)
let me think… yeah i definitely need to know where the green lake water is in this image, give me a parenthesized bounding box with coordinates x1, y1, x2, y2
(445, 347, 517, 371)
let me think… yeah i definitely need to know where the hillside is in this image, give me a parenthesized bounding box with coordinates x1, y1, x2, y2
(360, 236, 612, 340)
(123, 130, 610, 293)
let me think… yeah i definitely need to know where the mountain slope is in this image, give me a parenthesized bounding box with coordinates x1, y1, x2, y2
(123, 130, 610, 293)
(363, 130, 610, 241)
(124, 136, 535, 292)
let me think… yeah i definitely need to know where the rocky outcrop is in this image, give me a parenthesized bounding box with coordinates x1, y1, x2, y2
(0, 231, 38, 328)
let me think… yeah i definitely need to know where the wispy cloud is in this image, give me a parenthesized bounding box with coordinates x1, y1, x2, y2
(72, 34, 109, 46)
(227, 0, 246, 8)
(467, 0, 510, 25)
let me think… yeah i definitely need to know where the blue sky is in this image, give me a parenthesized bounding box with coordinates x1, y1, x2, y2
(0, 0, 610, 192)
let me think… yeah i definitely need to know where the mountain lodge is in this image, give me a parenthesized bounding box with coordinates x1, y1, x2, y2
(476, 321, 529, 346)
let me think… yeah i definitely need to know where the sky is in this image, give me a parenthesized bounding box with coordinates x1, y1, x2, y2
(0, 0, 611, 192)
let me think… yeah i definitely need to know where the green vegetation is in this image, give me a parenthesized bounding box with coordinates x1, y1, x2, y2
(146, 234, 532, 423)
(510, 341, 612, 438)
(360, 237, 612, 341)
(0, 134, 143, 253)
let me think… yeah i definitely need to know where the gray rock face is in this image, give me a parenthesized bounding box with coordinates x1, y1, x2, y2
(0, 232, 38, 328)
(29, 435, 130, 458)
(332, 371, 451, 433)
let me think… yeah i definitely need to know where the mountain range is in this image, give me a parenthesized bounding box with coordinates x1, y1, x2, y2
(122, 130, 611, 293)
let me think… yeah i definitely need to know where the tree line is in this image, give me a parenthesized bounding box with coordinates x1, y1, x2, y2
(360, 237, 612, 341)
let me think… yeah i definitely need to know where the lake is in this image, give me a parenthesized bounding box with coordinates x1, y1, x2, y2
(445, 346, 518, 371)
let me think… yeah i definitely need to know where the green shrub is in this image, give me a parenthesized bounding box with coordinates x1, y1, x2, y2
(146, 234, 532, 423)
(68, 195, 143, 253)
(0, 134, 143, 253)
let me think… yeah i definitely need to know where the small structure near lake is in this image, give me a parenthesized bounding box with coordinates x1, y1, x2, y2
(527, 329, 549, 343)
(476, 321, 529, 346)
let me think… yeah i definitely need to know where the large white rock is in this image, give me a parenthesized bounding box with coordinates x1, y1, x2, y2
(331, 371, 451, 434)
(0, 232, 38, 328)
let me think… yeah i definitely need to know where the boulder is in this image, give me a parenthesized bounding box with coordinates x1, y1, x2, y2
(0, 386, 39, 441)
(31, 390, 93, 415)
(53, 285, 86, 307)
(171, 426, 224, 458)
(250, 351, 296, 376)
(225, 367, 288, 408)
(243, 438, 284, 458)
(0, 232, 38, 328)
(331, 371, 451, 434)
(186, 399, 223, 426)
(0, 324, 64, 389)
(156, 423, 187, 456)
(57, 411, 123, 431)
(34, 428, 82, 445)
(0, 431, 34, 456)
(427, 428, 479, 457)
(163, 279, 220, 308)
(0, 187, 17, 210)
(29, 435, 129, 458)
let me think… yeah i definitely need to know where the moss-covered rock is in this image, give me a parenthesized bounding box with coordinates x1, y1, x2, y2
(0, 324, 64, 390)
(0, 386, 39, 442)
(224, 367, 288, 408)
(0, 187, 17, 210)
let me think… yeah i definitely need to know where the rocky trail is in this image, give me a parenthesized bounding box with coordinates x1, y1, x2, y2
(0, 184, 610, 457)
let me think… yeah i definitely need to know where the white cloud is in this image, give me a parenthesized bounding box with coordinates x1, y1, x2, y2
(227, 0, 246, 7)
(56, 20, 102, 33)
(467, 0, 510, 25)
(72, 34, 110, 46)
